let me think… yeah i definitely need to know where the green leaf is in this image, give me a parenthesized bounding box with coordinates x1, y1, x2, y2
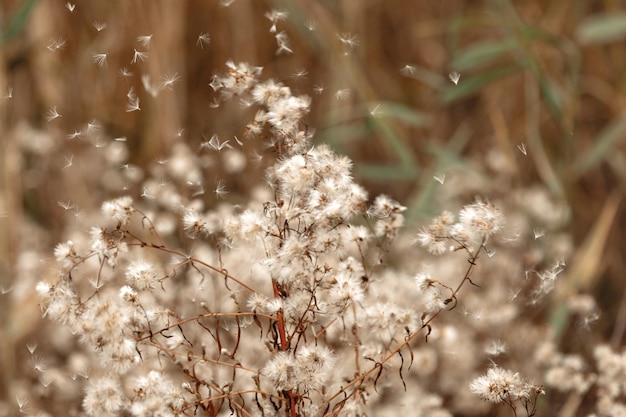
(572, 117, 626, 177)
(549, 303, 570, 342)
(356, 164, 415, 182)
(452, 38, 518, 72)
(440, 65, 519, 103)
(404, 122, 475, 223)
(369, 102, 432, 127)
(538, 76, 563, 122)
(576, 13, 626, 44)
(368, 110, 419, 175)
(401, 65, 446, 89)
(2, 0, 39, 44)
(317, 123, 370, 153)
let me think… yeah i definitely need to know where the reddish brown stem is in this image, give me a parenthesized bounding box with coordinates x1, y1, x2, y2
(272, 279, 297, 417)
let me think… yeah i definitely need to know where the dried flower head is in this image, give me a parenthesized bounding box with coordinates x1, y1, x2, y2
(470, 366, 540, 404)
(101, 196, 135, 225)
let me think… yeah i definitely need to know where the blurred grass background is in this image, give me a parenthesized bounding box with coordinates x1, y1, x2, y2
(1, 0, 626, 415)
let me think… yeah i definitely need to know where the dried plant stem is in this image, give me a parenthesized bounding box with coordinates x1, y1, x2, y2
(143, 341, 260, 375)
(323, 244, 485, 414)
(136, 311, 277, 342)
(351, 303, 362, 376)
(129, 240, 260, 294)
(272, 279, 298, 417)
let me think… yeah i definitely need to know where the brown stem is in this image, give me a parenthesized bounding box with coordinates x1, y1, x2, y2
(126, 239, 260, 294)
(323, 242, 486, 413)
(272, 279, 298, 417)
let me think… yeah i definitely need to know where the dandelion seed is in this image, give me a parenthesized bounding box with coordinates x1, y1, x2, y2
(208, 74, 222, 91)
(580, 311, 600, 330)
(114, 137, 127, 142)
(509, 288, 521, 301)
(154, 157, 169, 165)
(26, 342, 37, 354)
(137, 34, 153, 48)
(313, 84, 325, 95)
(239, 97, 254, 108)
(141, 74, 159, 97)
(197, 32, 211, 49)
(265, 9, 288, 33)
(524, 269, 533, 281)
(251, 150, 263, 165)
(275, 32, 293, 54)
(126, 97, 141, 113)
(291, 68, 308, 80)
(3, 87, 13, 99)
(158, 176, 171, 187)
(200, 134, 231, 151)
(16, 395, 29, 413)
(219, 0, 237, 6)
(85, 120, 101, 134)
(486, 248, 496, 258)
(131, 49, 148, 64)
(369, 103, 382, 117)
(62, 153, 74, 170)
(92, 21, 107, 31)
(485, 340, 508, 356)
(400, 64, 416, 76)
(89, 136, 106, 148)
(171, 128, 183, 138)
(66, 130, 82, 140)
(234, 135, 243, 146)
(58, 200, 75, 211)
(191, 183, 205, 197)
(76, 366, 90, 379)
(533, 228, 545, 239)
(1, 285, 13, 294)
(305, 19, 317, 31)
(119, 67, 133, 78)
(434, 173, 445, 185)
(92, 53, 107, 67)
(448, 71, 461, 85)
(46, 106, 62, 122)
(214, 179, 229, 198)
(126, 88, 140, 112)
(517, 143, 527, 155)
(160, 72, 181, 90)
(47, 37, 66, 52)
(335, 89, 350, 100)
(141, 186, 155, 200)
(40, 373, 53, 387)
(72, 208, 84, 220)
(31, 355, 48, 372)
(65, 2, 75, 12)
(339, 32, 359, 49)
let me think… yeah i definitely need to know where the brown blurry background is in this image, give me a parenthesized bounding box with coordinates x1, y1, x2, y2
(1, 0, 625, 415)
